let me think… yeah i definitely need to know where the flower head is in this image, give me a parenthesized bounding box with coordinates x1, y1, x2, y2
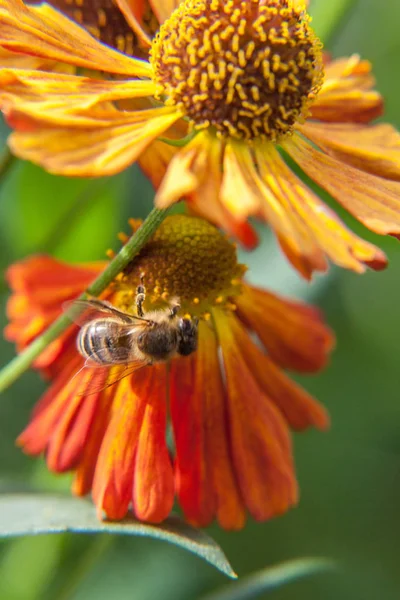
(5, 215, 333, 528)
(1, 0, 399, 277)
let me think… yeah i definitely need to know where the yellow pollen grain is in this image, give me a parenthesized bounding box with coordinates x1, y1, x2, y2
(150, 0, 324, 142)
(97, 8, 107, 27)
(73, 9, 83, 23)
(87, 25, 100, 39)
(118, 232, 129, 243)
(116, 35, 126, 53)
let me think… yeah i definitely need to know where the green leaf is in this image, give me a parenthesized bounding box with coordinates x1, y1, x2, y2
(0, 493, 237, 579)
(200, 558, 335, 600)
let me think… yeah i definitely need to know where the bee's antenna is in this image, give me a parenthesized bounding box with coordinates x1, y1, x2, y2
(135, 273, 146, 317)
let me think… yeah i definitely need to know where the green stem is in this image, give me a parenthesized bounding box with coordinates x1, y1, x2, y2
(0, 147, 16, 182)
(0, 207, 168, 393)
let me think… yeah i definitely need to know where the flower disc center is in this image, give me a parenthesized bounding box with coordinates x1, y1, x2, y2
(113, 215, 245, 317)
(150, 0, 324, 141)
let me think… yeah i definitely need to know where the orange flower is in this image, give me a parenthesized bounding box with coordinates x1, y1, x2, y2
(1, 0, 397, 277)
(5, 215, 333, 528)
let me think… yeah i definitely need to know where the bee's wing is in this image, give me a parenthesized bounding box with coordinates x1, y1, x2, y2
(74, 358, 151, 396)
(63, 299, 147, 326)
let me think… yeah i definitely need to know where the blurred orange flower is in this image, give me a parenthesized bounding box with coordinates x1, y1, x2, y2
(1, 0, 399, 276)
(5, 215, 333, 528)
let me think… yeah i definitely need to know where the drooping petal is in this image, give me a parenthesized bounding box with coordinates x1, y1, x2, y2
(5, 256, 104, 370)
(45, 368, 109, 472)
(310, 55, 383, 123)
(0, 45, 74, 70)
(8, 109, 182, 176)
(114, 0, 152, 47)
(133, 365, 174, 523)
(214, 308, 298, 522)
(0, 69, 157, 128)
(137, 116, 189, 188)
(284, 134, 400, 239)
(301, 121, 400, 181)
(221, 140, 327, 278)
(92, 369, 151, 520)
(155, 132, 258, 249)
(256, 143, 387, 276)
(170, 321, 246, 530)
(17, 353, 83, 456)
(235, 283, 335, 373)
(0, 0, 152, 76)
(226, 313, 330, 431)
(149, 0, 181, 23)
(72, 385, 116, 497)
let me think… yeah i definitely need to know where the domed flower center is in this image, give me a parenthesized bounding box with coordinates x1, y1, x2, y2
(150, 0, 324, 141)
(112, 215, 246, 317)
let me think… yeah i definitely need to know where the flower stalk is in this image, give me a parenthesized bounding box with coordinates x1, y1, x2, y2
(0, 206, 168, 393)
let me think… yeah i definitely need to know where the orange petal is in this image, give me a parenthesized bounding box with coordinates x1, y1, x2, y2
(285, 134, 400, 240)
(301, 121, 400, 181)
(0, 45, 73, 70)
(311, 55, 383, 123)
(8, 109, 182, 176)
(114, 0, 152, 46)
(155, 132, 259, 249)
(149, 0, 181, 23)
(72, 384, 116, 497)
(133, 365, 174, 523)
(5, 256, 104, 365)
(46, 388, 101, 472)
(137, 116, 188, 188)
(0, 0, 151, 76)
(226, 312, 330, 431)
(0, 69, 157, 128)
(257, 143, 387, 276)
(170, 321, 246, 530)
(92, 370, 151, 520)
(214, 308, 298, 522)
(17, 354, 83, 456)
(235, 283, 335, 373)
(222, 141, 327, 278)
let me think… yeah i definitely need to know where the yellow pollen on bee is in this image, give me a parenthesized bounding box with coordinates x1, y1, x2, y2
(150, 0, 324, 142)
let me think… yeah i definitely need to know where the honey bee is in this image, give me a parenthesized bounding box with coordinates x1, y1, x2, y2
(64, 276, 198, 394)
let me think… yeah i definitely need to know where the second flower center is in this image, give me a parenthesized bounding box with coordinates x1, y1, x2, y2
(150, 0, 324, 141)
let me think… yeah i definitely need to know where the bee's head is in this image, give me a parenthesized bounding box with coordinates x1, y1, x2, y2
(177, 317, 199, 356)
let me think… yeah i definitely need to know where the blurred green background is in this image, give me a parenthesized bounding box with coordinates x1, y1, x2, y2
(1, 0, 400, 598)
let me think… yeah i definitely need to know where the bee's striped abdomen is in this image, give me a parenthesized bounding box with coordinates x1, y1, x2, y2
(77, 319, 123, 364)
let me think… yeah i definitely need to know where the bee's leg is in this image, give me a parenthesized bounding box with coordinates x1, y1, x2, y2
(169, 299, 181, 319)
(135, 273, 146, 317)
